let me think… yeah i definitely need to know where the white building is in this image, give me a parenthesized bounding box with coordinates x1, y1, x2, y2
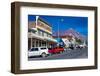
(62, 35, 76, 48)
(53, 35, 76, 48)
(28, 17, 57, 49)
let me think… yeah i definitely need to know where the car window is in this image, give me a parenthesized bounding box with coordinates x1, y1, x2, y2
(35, 48, 38, 51)
(48, 48, 52, 50)
(31, 48, 38, 51)
(40, 48, 46, 49)
(31, 48, 34, 51)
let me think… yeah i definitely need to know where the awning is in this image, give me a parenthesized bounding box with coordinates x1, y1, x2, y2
(44, 37, 57, 43)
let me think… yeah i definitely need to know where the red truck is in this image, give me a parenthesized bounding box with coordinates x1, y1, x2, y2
(48, 47, 64, 54)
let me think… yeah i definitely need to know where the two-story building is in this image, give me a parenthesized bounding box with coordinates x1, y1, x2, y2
(28, 17, 57, 49)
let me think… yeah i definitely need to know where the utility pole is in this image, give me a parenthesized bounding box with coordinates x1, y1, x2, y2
(57, 19, 59, 47)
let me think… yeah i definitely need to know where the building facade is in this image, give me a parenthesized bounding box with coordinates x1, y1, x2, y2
(53, 35, 76, 48)
(28, 17, 57, 50)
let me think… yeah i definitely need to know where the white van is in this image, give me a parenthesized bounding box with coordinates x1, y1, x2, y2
(28, 47, 49, 58)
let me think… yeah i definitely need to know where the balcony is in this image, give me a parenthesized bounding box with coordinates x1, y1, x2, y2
(28, 32, 57, 43)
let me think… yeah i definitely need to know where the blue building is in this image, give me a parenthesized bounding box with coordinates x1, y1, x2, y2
(54, 38, 65, 47)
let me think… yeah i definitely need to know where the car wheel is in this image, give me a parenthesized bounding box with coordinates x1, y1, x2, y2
(41, 53, 47, 58)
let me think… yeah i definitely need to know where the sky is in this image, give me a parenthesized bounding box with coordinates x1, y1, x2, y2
(28, 15, 88, 36)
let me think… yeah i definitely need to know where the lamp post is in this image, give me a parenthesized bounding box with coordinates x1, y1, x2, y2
(57, 20, 59, 47)
(57, 18, 64, 47)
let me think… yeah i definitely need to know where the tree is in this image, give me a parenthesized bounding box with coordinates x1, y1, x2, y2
(75, 38, 82, 44)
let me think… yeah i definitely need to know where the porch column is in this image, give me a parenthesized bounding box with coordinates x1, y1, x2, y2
(34, 39, 36, 47)
(31, 38, 33, 49)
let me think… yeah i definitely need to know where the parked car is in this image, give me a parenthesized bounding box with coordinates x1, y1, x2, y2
(48, 48, 55, 54)
(79, 44, 86, 48)
(48, 47, 64, 54)
(28, 47, 49, 58)
(76, 44, 87, 49)
(69, 44, 74, 50)
(76, 45, 81, 49)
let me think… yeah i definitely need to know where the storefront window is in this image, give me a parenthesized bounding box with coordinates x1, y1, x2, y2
(36, 40, 38, 47)
(39, 40, 41, 47)
(42, 41, 46, 47)
(44, 42, 46, 47)
(32, 40, 34, 47)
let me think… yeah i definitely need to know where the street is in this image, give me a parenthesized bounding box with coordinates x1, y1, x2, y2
(28, 48, 88, 61)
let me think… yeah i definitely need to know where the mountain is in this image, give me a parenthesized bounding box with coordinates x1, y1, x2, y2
(53, 28, 87, 40)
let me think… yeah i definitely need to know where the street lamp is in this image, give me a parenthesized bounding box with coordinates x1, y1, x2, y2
(57, 18, 64, 47)
(57, 19, 59, 46)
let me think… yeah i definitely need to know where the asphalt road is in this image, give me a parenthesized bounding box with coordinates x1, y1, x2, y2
(28, 47, 88, 61)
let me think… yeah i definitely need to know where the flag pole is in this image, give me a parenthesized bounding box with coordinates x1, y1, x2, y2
(36, 16, 39, 28)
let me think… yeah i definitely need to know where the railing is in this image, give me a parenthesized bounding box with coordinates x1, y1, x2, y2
(28, 32, 57, 43)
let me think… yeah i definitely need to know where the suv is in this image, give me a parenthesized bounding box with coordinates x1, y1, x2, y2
(28, 47, 49, 58)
